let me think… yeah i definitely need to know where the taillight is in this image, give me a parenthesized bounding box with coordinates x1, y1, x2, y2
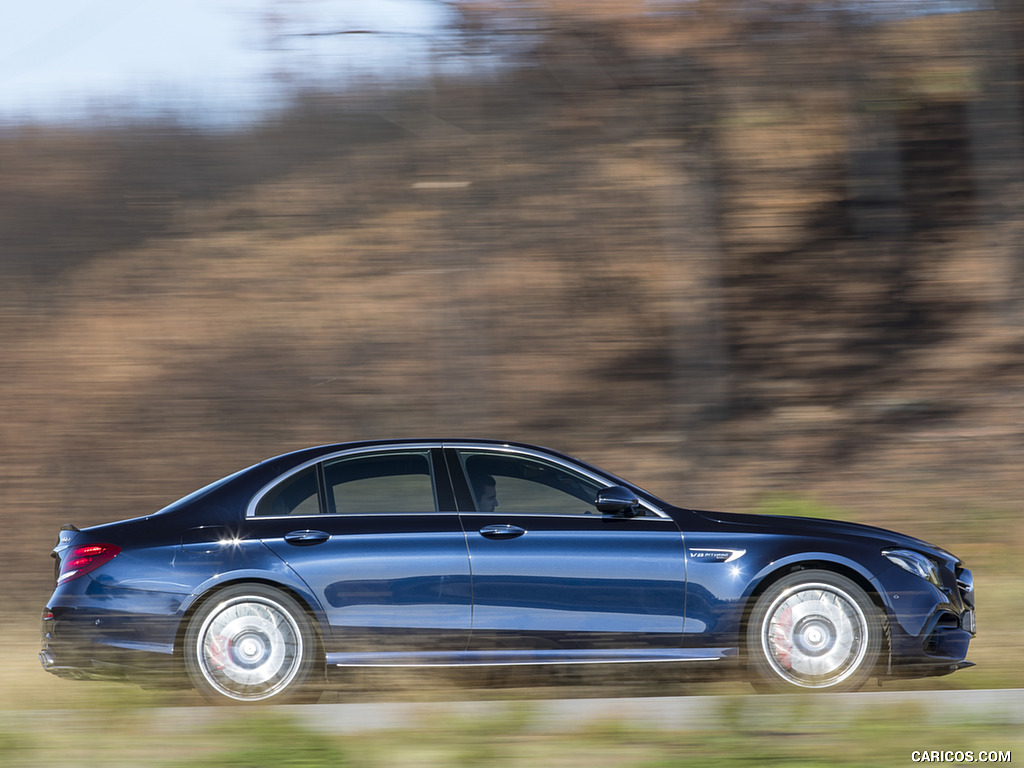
(56, 544, 121, 585)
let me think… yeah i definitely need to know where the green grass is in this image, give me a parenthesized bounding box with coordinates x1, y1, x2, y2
(1, 698, 1019, 768)
(754, 494, 852, 521)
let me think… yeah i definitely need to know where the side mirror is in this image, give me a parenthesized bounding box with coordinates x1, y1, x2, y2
(595, 486, 642, 517)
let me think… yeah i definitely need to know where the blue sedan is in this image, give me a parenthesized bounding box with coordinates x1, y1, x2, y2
(39, 440, 975, 703)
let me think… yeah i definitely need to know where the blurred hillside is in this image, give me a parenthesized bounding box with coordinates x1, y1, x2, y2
(2, 1, 1023, 631)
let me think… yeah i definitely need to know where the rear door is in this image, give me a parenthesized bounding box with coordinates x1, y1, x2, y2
(245, 447, 472, 656)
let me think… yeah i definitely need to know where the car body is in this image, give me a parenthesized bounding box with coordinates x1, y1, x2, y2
(39, 439, 975, 703)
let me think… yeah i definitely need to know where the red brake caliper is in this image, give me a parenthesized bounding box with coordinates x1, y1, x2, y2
(207, 634, 230, 670)
(771, 606, 793, 670)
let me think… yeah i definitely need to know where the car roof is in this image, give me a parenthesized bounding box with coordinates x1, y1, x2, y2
(263, 438, 571, 464)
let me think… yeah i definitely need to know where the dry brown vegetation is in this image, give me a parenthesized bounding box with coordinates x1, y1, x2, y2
(2, 3, 1023, 692)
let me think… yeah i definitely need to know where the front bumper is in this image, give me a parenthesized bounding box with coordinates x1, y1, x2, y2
(875, 563, 975, 678)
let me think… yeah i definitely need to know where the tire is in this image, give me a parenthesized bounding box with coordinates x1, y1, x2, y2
(747, 570, 882, 693)
(184, 584, 321, 704)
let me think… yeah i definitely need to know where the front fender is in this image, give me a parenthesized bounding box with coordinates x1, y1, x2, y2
(684, 538, 885, 645)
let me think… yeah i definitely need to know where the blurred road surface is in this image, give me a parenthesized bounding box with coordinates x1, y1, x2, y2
(112, 688, 1022, 733)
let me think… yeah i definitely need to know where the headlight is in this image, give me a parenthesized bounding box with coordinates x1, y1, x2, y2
(882, 548, 942, 587)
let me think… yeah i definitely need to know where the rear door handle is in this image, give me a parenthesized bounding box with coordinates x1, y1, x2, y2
(284, 529, 331, 546)
(479, 524, 526, 540)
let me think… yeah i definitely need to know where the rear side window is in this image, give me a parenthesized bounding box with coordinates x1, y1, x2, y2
(254, 465, 320, 517)
(323, 451, 435, 514)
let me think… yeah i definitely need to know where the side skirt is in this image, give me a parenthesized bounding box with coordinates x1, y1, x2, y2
(326, 648, 737, 668)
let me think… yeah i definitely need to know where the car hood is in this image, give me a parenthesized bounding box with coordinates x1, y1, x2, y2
(689, 508, 955, 561)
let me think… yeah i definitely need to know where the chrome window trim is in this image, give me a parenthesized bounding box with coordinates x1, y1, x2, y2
(246, 441, 669, 520)
(443, 441, 669, 519)
(245, 442, 440, 519)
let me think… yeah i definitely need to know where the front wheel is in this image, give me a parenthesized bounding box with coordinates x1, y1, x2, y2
(184, 585, 321, 704)
(747, 570, 883, 693)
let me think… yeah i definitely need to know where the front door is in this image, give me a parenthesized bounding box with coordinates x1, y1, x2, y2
(450, 448, 686, 654)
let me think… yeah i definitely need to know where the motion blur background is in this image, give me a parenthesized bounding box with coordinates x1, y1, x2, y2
(2, 0, 1023, 706)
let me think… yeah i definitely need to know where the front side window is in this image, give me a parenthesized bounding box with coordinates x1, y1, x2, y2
(324, 451, 435, 514)
(458, 451, 603, 515)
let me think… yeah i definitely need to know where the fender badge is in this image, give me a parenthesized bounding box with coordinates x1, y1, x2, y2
(688, 548, 746, 563)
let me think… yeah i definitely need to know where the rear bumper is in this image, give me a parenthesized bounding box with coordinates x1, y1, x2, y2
(40, 584, 186, 682)
(40, 616, 181, 682)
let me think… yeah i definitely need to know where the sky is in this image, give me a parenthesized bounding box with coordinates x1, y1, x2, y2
(0, 0, 985, 126)
(0, 0, 451, 125)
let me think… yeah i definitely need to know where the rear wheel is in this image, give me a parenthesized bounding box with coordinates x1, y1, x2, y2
(184, 584, 321, 704)
(747, 570, 882, 693)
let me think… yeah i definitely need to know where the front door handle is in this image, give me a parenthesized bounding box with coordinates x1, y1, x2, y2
(479, 524, 526, 540)
(284, 529, 331, 546)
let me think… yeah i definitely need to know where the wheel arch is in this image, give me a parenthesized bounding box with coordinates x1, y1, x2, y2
(173, 577, 328, 680)
(738, 559, 890, 671)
